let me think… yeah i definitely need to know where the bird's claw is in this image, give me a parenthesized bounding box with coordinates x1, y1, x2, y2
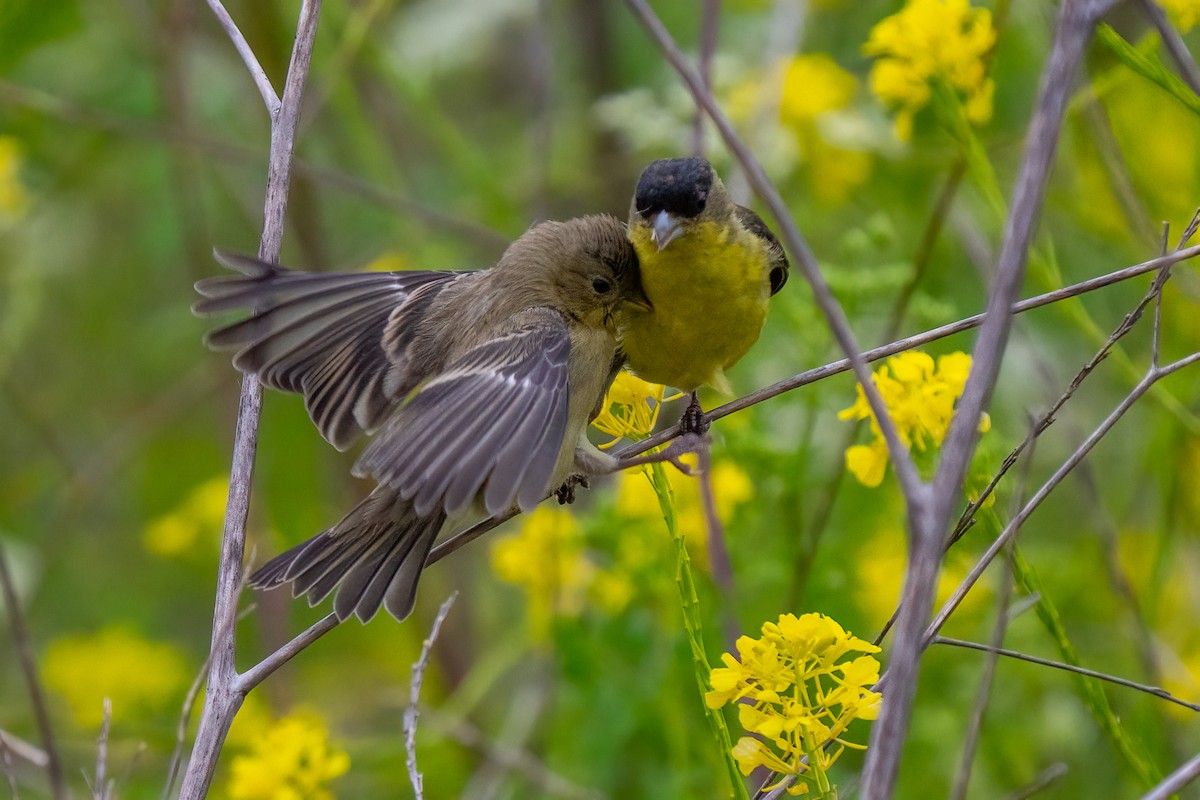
(555, 473, 591, 505)
(681, 393, 710, 435)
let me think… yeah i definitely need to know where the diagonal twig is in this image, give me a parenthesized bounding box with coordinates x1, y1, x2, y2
(0, 539, 66, 800)
(928, 351, 1200, 648)
(203, 0, 281, 114)
(870, 2, 1118, 792)
(949, 428, 1034, 800)
(933, 637, 1200, 713)
(1136, 0, 1200, 96)
(1140, 752, 1200, 800)
(423, 244, 1200, 573)
(404, 592, 457, 800)
(624, 0, 925, 503)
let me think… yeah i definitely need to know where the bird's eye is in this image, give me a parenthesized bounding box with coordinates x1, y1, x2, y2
(592, 276, 613, 294)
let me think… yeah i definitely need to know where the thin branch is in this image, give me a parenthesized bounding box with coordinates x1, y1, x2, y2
(0, 77, 510, 254)
(928, 351, 1200, 644)
(0, 732, 20, 800)
(0, 539, 66, 800)
(693, 0, 719, 159)
(624, 0, 926, 503)
(404, 593, 458, 800)
(950, 434, 1033, 800)
(94, 699, 112, 800)
(934, 637, 1200, 713)
(759, 774, 798, 800)
(204, 0, 281, 114)
(951, 210, 1198, 542)
(425, 244, 1200, 581)
(1140, 752, 1200, 800)
(422, 708, 608, 800)
(1002, 762, 1069, 800)
(0, 729, 47, 768)
(790, 159, 967, 606)
(165, 563, 254, 800)
(623, 244, 1200, 461)
(866, 2, 1116, 788)
(236, 613, 340, 693)
(696, 443, 740, 653)
(179, 1, 322, 797)
(1153, 221, 1169, 369)
(1137, 0, 1200, 96)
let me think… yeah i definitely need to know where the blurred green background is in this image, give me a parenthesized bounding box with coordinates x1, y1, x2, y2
(1, 0, 1199, 797)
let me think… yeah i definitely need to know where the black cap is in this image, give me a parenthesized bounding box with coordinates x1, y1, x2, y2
(633, 158, 715, 221)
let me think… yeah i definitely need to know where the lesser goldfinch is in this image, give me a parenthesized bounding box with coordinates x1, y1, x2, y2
(195, 215, 647, 622)
(620, 157, 789, 422)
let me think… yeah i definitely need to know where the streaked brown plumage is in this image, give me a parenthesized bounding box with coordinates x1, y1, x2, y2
(195, 214, 646, 622)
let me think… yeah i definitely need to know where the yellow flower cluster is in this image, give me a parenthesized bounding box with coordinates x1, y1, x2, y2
(591, 370, 680, 447)
(43, 626, 188, 728)
(144, 476, 229, 556)
(228, 712, 350, 800)
(838, 351, 989, 487)
(1158, 0, 1200, 32)
(707, 613, 882, 796)
(491, 506, 633, 638)
(864, 0, 996, 141)
(778, 54, 873, 204)
(0, 136, 30, 219)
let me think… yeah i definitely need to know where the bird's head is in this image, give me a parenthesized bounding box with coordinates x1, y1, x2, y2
(628, 157, 734, 252)
(506, 215, 650, 330)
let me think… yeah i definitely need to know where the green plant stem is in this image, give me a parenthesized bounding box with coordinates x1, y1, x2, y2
(646, 463, 750, 800)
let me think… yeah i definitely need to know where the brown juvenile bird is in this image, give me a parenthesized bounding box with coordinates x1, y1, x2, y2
(621, 157, 789, 429)
(195, 215, 647, 622)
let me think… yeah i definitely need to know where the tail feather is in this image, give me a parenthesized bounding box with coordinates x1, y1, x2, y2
(248, 488, 447, 622)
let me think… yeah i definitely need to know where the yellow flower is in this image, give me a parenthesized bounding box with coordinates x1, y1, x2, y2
(780, 54, 857, 126)
(43, 626, 188, 728)
(0, 136, 30, 219)
(863, 0, 996, 140)
(1158, 0, 1200, 32)
(591, 370, 681, 448)
(838, 350, 990, 487)
(777, 54, 873, 204)
(228, 712, 350, 800)
(491, 506, 595, 636)
(144, 476, 229, 556)
(708, 613, 882, 795)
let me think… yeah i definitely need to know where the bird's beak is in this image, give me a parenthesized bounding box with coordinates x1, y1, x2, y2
(649, 210, 684, 252)
(624, 291, 653, 313)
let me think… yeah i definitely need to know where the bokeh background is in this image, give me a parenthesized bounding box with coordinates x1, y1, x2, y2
(2, 0, 1199, 797)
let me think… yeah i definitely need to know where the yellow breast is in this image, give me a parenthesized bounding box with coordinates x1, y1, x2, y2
(622, 219, 772, 393)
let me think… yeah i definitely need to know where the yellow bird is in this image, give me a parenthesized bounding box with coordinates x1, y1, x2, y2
(621, 157, 788, 428)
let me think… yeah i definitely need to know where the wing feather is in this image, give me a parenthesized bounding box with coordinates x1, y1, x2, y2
(355, 309, 572, 518)
(195, 251, 460, 449)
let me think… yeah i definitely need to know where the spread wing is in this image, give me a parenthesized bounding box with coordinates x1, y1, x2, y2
(353, 307, 571, 518)
(195, 250, 461, 449)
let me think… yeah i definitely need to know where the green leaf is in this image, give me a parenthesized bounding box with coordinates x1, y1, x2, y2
(1094, 23, 1200, 119)
(1012, 548, 1161, 788)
